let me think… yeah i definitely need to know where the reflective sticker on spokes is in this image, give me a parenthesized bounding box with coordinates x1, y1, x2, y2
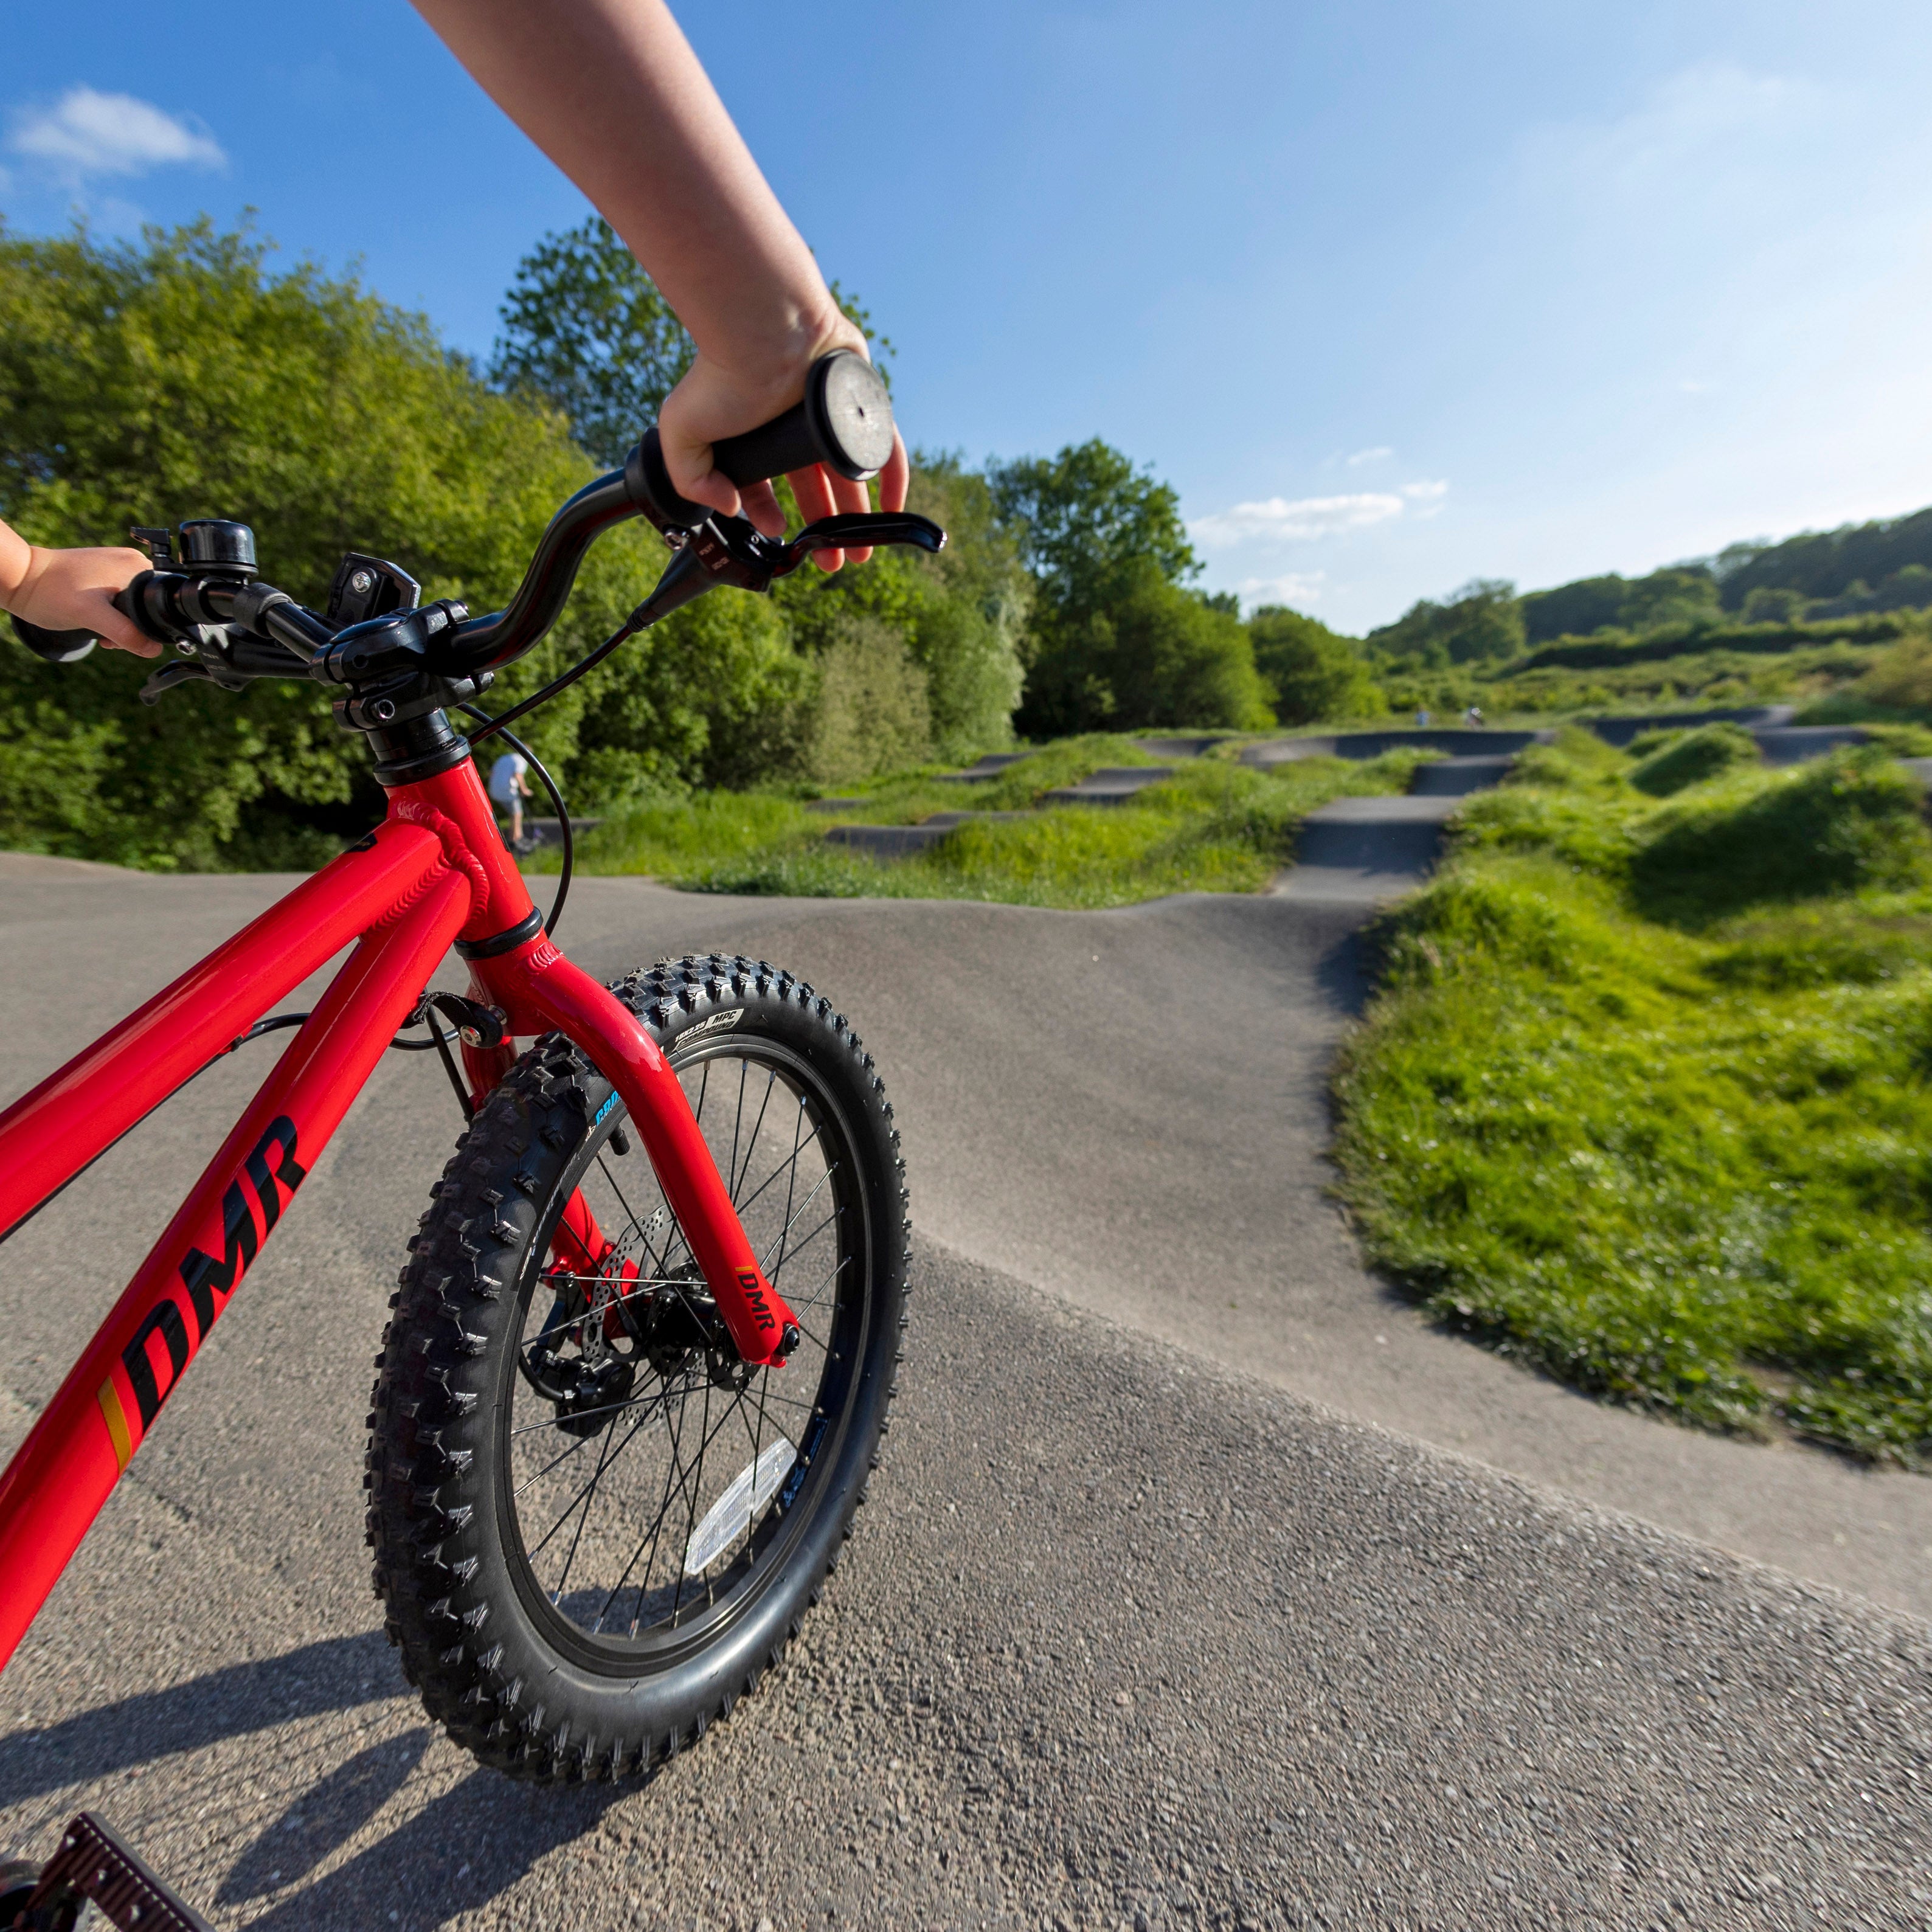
(682, 1436, 797, 1577)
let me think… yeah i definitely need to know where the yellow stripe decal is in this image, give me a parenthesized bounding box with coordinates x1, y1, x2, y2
(97, 1379, 133, 1472)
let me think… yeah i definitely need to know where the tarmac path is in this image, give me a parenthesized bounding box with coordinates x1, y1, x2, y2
(2, 857, 1929, 1928)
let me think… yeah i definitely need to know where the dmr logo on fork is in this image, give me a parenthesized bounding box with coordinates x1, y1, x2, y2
(96, 1115, 307, 1467)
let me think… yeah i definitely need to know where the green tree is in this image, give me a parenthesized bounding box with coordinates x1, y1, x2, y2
(490, 216, 692, 468)
(490, 215, 889, 469)
(1018, 557, 1272, 736)
(1740, 584, 1809, 624)
(988, 438, 1196, 619)
(1618, 566, 1719, 632)
(986, 439, 1267, 733)
(1248, 605, 1385, 724)
(0, 218, 804, 864)
(1368, 580, 1524, 666)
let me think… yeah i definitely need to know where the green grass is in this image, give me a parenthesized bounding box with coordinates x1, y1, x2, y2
(538, 739, 1436, 910)
(1334, 736, 1932, 1463)
(1383, 638, 1896, 726)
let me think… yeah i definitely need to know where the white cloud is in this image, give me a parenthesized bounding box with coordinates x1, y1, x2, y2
(1193, 480, 1450, 548)
(1401, 479, 1449, 519)
(1238, 572, 1326, 611)
(1345, 446, 1393, 467)
(1192, 491, 1405, 547)
(8, 87, 224, 179)
(1598, 64, 1804, 179)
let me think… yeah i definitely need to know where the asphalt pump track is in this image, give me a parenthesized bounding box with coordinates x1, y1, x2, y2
(1, 852, 1927, 1928)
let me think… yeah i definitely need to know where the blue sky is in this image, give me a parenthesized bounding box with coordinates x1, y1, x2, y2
(6, 1, 1932, 632)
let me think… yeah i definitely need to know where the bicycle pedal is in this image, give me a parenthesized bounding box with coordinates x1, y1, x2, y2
(19, 1814, 212, 1932)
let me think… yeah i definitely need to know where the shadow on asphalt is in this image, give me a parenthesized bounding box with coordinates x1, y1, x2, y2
(1314, 928, 1373, 1017)
(0, 1632, 394, 1806)
(2, 1629, 626, 1924)
(216, 1728, 434, 1902)
(232, 1765, 620, 1930)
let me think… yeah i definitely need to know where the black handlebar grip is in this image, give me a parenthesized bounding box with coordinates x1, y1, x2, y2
(9, 614, 99, 663)
(8, 581, 170, 662)
(626, 351, 896, 531)
(711, 350, 895, 486)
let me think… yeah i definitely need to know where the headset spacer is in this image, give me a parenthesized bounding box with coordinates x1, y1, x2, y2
(455, 907, 544, 961)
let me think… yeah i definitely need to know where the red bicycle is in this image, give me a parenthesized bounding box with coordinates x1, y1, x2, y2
(0, 355, 939, 1784)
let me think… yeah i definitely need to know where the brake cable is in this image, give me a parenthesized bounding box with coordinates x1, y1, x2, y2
(457, 704, 574, 941)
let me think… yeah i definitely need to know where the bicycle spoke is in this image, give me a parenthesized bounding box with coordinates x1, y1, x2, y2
(551, 1403, 626, 1602)
(595, 1151, 671, 1277)
(511, 1377, 684, 1444)
(502, 1040, 865, 1650)
(671, 1376, 715, 1623)
(757, 1165, 838, 1277)
(523, 1399, 664, 1563)
(718, 1098, 820, 1229)
(733, 1066, 778, 1200)
(789, 1252, 852, 1324)
(726, 1059, 749, 1205)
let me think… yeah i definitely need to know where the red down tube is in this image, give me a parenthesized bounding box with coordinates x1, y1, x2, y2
(0, 870, 472, 1671)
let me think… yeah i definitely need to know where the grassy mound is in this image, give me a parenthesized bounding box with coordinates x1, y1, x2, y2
(1627, 722, 1761, 797)
(1335, 739, 1932, 1463)
(538, 738, 1435, 910)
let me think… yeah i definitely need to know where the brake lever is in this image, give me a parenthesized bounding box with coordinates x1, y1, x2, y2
(777, 513, 946, 574)
(649, 509, 950, 621)
(138, 659, 218, 706)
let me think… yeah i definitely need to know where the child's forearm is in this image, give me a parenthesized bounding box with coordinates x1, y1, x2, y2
(0, 520, 32, 612)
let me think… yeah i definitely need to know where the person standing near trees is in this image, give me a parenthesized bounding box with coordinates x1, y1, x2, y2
(0, 0, 907, 654)
(489, 746, 534, 851)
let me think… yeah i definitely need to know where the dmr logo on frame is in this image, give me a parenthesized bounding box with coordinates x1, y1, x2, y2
(97, 1115, 306, 1468)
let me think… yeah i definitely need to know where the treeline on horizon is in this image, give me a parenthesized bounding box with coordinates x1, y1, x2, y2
(2, 213, 1927, 871)
(1363, 509, 1932, 672)
(0, 215, 1377, 867)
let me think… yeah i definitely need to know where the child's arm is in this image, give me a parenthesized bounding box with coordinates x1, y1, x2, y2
(0, 518, 161, 657)
(410, 0, 907, 563)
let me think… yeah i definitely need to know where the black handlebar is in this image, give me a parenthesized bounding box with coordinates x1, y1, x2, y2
(12, 350, 927, 698)
(623, 348, 894, 531)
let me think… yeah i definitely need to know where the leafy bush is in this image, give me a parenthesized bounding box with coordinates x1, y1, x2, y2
(803, 615, 933, 783)
(1847, 630, 1932, 714)
(1631, 747, 1932, 926)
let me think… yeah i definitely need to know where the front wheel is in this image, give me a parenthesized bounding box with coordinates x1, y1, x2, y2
(365, 954, 909, 1781)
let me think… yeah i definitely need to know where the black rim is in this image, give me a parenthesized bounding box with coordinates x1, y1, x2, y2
(495, 1033, 871, 1674)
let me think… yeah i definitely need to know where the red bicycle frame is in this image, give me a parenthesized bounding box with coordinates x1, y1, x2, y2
(0, 755, 797, 1672)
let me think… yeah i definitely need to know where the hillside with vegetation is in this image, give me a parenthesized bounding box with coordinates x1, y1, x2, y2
(1335, 727, 1932, 1464)
(1357, 519, 1932, 724)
